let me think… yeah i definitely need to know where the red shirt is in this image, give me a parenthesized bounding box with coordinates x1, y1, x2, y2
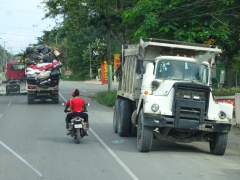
(69, 97, 86, 112)
(66, 98, 72, 108)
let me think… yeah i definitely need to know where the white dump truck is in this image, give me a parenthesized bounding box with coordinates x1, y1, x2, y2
(113, 38, 233, 155)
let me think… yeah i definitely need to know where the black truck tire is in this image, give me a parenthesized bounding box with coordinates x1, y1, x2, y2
(137, 109, 153, 152)
(27, 94, 34, 104)
(117, 99, 131, 137)
(53, 94, 59, 104)
(113, 99, 121, 133)
(129, 102, 137, 137)
(209, 133, 228, 155)
(130, 124, 137, 137)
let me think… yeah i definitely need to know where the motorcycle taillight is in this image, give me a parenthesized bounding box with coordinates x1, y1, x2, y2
(76, 117, 80, 120)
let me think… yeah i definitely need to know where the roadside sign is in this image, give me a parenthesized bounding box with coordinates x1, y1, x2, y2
(114, 54, 121, 70)
(92, 48, 99, 57)
(101, 61, 108, 84)
(64, 70, 73, 76)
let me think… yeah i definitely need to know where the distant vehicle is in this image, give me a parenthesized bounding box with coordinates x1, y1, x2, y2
(0, 62, 27, 95)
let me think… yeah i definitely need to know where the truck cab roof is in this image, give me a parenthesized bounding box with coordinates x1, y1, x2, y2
(155, 56, 210, 66)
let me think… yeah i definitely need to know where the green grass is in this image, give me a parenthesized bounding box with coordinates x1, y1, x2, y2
(93, 90, 117, 107)
(212, 86, 240, 96)
(61, 68, 91, 81)
(61, 75, 81, 81)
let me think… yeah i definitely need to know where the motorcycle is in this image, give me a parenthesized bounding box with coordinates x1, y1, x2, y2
(63, 103, 90, 144)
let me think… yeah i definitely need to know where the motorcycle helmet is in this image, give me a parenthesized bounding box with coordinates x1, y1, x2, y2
(71, 91, 75, 97)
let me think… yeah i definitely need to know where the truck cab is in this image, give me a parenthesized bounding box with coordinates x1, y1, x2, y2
(5, 62, 25, 81)
(0, 62, 27, 95)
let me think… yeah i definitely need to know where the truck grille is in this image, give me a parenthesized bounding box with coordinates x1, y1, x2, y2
(7, 84, 20, 90)
(172, 82, 210, 122)
(176, 89, 207, 102)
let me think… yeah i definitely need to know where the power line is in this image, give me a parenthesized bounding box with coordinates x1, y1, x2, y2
(0, 26, 47, 31)
(168, 5, 240, 21)
(0, 39, 37, 43)
(0, 23, 53, 30)
(0, 33, 43, 38)
(210, 14, 240, 33)
(212, 13, 240, 18)
(163, 0, 223, 18)
(164, 1, 240, 20)
(167, 0, 211, 11)
(169, 13, 210, 20)
(0, 8, 43, 14)
(165, 1, 209, 19)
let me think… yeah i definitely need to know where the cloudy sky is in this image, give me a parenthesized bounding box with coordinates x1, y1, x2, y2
(0, 0, 57, 55)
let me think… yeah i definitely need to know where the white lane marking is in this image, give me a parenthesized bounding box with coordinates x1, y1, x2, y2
(82, 90, 87, 92)
(59, 92, 139, 180)
(0, 114, 2, 118)
(90, 128, 139, 180)
(0, 141, 42, 177)
(59, 93, 67, 103)
(8, 101, 11, 106)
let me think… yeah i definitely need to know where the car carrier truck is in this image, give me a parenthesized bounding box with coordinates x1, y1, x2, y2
(113, 38, 233, 155)
(0, 62, 27, 95)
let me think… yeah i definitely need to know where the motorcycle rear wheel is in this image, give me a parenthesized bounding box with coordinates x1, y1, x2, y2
(76, 132, 81, 144)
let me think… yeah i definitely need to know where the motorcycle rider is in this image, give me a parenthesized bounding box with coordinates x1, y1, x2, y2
(64, 91, 75, 129)
(64, 89, 88, 135)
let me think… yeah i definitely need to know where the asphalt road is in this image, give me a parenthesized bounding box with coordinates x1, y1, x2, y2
(0, 80, 240, 180)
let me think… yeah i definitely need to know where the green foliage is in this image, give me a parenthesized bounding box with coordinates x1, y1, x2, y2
(39, 0, 240, 87)
(41, 0, 138, 83)
(212, 86, 240, 96)
(123, 0, 239, 67)
(61, 72, 87, 81)
(232, 50, 240, 76)
(0, 45, 16, 67)
(94, 90, 117, 107)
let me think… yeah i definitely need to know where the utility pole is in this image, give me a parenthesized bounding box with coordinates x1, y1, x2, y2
(2, 41, 6, 72)
(10, 47, 12, 61)
(7, 47, 12, 61)
(106, 28, 112, 91)
(0, 38, 2, 69)
(56, 33, 58, 45)
(89, 43, 92, 80)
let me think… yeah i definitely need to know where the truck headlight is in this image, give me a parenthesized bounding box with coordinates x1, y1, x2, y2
(219, 111, 226, 119)
(192, 96, 200, 100)
(151, 104, 159, 112)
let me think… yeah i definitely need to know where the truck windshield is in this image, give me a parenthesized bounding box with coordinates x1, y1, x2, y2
(10, 64, 25, 70)
(155, 60, 209, 84)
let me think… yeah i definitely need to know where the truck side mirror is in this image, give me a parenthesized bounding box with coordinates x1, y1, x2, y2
(151, 80, 160, 90)
(136, 60, 143, 74)
(218, 69, 225, 88)
(220, 70, 225, 84)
